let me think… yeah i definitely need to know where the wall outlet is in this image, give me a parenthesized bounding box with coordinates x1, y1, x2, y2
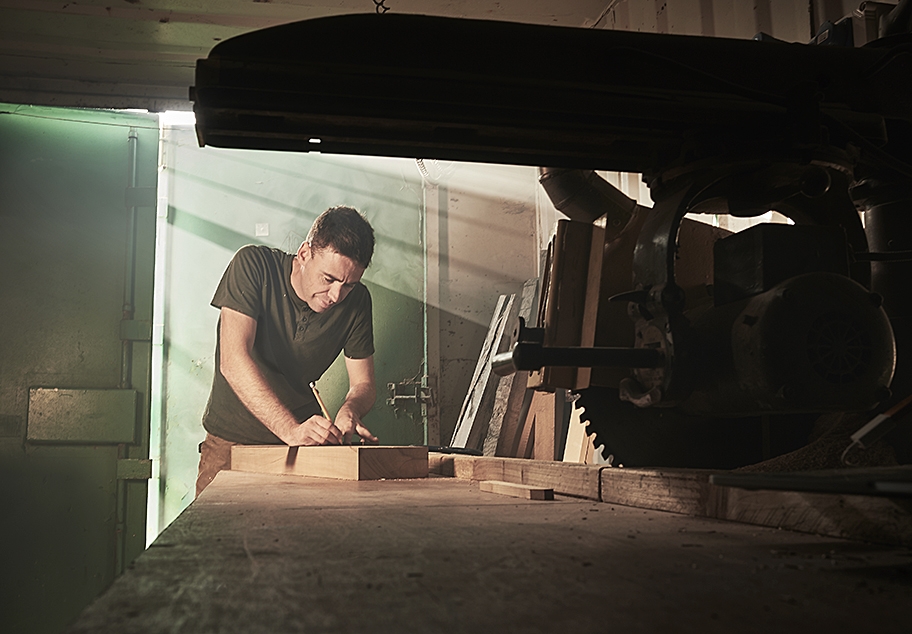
(255, 223, 269, 237)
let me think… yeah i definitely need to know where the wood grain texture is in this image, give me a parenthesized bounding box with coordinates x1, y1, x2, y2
(530, 390, 559, 461)
(480, 479, 554, 500)
(231, 445, 428, 481)
(452, 294, 514, 451)
(488, 279, 539, 458)
(530, 220, 604, 390)
(601, 467, 912, 547)
(433, 453, 912, 546)
(442, 454, 602, 500)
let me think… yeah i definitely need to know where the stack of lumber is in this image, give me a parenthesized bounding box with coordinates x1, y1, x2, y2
(449, 280, 542, 457)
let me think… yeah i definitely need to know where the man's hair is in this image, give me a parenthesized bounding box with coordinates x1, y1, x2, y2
(306, 205, 375, 268)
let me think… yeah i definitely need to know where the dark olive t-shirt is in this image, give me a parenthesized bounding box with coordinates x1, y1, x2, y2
(202, 245, 374, 444)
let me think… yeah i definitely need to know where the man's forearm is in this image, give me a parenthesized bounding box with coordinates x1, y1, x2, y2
(339, 382, 376, 419)
(221, 353, 300, 443)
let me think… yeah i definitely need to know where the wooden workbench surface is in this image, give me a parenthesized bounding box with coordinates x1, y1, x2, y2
(66, 471, 912, 634)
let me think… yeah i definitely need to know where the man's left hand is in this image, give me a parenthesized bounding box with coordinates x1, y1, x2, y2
(334, 405, 379, 445)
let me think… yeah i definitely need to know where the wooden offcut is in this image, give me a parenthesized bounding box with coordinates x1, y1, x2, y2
(479, 479, 554, 500)
(231, 445, 428, 481)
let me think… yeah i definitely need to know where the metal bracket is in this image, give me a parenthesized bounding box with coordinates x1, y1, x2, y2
(387, 377, 433, 419)
(387, 380, 433, 406)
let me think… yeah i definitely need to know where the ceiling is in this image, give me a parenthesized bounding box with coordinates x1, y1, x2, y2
(0, 0, 614, 111)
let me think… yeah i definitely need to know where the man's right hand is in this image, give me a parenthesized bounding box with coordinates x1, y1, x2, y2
(283, 414, 344, 446)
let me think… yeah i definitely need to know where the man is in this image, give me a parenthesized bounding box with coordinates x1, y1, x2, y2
(196, 205, 378, 496)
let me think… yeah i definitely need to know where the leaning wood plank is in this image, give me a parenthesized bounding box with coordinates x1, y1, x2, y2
(231, 445, 428, 481)
(480, 480, 554, 500)
(486, 279, 540, 457)
(530, 390, 558, 461)
(532, 220, 604, 390)
(451, 294, 515, 450)
(486, 372, 527, 456)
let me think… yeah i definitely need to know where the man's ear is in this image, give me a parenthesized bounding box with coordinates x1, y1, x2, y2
(297, 241, 312, 262)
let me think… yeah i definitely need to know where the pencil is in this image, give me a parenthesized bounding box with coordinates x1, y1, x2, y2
(309, 381, 332, 422)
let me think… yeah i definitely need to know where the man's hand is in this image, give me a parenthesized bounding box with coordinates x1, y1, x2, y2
(282, 414, 344, 446)
(334, 405, 379, 445)
(328, 354, 378, 444)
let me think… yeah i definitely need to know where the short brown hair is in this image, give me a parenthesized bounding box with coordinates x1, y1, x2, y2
(306, 205, 375, 268)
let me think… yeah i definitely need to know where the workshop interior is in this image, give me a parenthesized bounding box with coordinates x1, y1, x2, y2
(2, 1, 912, 633)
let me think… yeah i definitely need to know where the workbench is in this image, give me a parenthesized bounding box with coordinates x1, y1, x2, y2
(66, 467, 912, 633)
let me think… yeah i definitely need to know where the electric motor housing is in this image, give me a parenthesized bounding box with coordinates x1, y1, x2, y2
(683, 271, 895, 416)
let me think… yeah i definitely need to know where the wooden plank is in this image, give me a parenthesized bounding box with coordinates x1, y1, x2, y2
(502, 458, 602, 500)
(710, 466, 912, 496)
(451, 294, 515, 450)
(428, 452, 455, 476)
(486, 278, 539, 457)
(230, 445, 428, 481)
(600, 467, 912, 547)
(600, 467, 717, 515)
(514, 400, 535, 459)
(479, 480, 554, 500)
(436, 454, 911, 546)
(441, 454, 601, 500)
(529, 220, 605, 391)
(716, 487, 912, 546)
(452, 455, 505, 481)
(530, 390, 558, 461)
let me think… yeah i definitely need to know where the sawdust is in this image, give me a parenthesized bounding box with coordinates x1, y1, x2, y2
(735, 411, 899, 473)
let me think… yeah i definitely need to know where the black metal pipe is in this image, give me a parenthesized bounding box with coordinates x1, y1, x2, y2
(491, 343, 665, 376)
(538, 167, 637, 236)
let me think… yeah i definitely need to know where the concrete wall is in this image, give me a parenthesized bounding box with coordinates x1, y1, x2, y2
(425, 162, 540, 443)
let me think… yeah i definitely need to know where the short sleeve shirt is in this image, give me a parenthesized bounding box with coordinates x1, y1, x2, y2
(202, 245, 374, 444)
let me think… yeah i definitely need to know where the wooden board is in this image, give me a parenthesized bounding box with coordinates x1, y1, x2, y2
(479, 479, 554, 500)
(429, 453, 912, 546)
(710, 466, 912, 496)
(529, 220, 605, 391)
(231, 445, 428, 481)
(451, 294, 515, 450)
(600, 467, 912, 547)
(429, 453, 602, 500)
(487, 278, 539, 458)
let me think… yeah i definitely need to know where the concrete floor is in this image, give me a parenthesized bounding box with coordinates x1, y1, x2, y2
(66, 471, 912, 633)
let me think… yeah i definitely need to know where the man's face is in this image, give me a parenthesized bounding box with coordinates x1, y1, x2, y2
(292, 242, 366, 313)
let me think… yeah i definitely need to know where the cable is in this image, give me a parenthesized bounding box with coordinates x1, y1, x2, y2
(841, 392, 912, 465)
